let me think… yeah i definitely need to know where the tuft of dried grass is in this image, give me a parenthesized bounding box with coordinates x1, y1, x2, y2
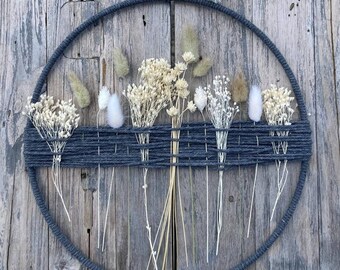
(193, 58, 213, 77)
(113, 48, 129, 78)
(67, 71, 91, 109)
(230, 71, 248, 103)
(181, 25, 199, 62)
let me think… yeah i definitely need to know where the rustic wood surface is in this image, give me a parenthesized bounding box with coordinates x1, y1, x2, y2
(0, 0, 339, 269)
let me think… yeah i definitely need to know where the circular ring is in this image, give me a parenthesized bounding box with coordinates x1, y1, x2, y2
(25, 0, 311, 269)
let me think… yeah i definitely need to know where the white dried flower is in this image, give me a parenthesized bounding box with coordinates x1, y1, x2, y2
(194, 86, 207, 112)
(23, 95, 80, 222)
(182, 52, 196, 64)
(262, 85, 294, 126)
(175, 62, 187, 73)
(166, 106, 179, 117)
(107, 94, 124, 128)
(205, 75, 239, 129)
(248, 85, 262, 122)
(98, 86, 111, 110)
(187, 101, 197, 113)
(202, 75, 239, 255)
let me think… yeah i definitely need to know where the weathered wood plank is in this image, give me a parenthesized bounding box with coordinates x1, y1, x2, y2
(315, 0, 340, 268)
(0, 0, 49, 269)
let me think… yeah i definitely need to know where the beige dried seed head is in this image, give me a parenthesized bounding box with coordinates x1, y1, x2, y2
(113, 48, 130, 78)
(193, 58, 213, 77)
(181, 25, 199, 62)
(67, 71, 91, 109)
(230, 71, 248, 103)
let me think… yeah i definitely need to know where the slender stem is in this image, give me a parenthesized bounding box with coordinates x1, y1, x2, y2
(142, 165, 158, 270)
(97, 112, 101, 249)
(247, 123, 259, 238)
(52, 155, 71, 222)
(101, 167, 115, 252)
(247, 163, 258, 238)
(216, 170, 224, 256)
(177, 168, 188, 267)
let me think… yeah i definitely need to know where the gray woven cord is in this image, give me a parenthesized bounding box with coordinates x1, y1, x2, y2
(24, 121, 312, 168)
(24, 0, 312, 269)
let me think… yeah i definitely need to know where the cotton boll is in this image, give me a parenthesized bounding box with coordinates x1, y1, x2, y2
(107, 94, 124, 128)
(194, 86, 207, 112)
(248, 85, 263, 122)
(98, 86, 111, 110)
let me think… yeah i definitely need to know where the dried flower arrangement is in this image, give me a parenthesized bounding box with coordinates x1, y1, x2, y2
(23, 95, 80, 221)
(199, 75, 239, 255)
(262, 85, 295, 221)
(22, 3, 312, 270)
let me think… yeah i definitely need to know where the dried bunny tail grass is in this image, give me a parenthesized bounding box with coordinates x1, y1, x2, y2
(193, 58, 213, 77)
(248, 85, 263, 122)
(98, 86, 111, 111)
(194, 86, 207, 113)
(107, 94, 124, 128)
(181, 25, 199, 61)
(231, 71, 248, 103)
(67, 71, 91, 109)
(113, 48, 129, 78)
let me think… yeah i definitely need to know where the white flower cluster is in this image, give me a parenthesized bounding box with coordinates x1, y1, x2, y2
(205, 75, 239, 129)
(23, 95, 80, 148)
(262, 85, 295, 126)
(124, 52, 196, 128)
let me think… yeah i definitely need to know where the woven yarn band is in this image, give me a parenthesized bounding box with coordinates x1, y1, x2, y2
(25, 0, 311, 269)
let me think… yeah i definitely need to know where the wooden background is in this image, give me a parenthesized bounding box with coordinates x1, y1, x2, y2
(0, 0, 339, 269)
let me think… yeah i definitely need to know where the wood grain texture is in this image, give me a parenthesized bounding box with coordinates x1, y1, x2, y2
(1, 0, 339, 269)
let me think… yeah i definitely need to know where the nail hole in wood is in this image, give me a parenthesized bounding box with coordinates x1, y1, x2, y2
(229, 196, 234, 202)
(81, 172, 87, 179)
(142, 15, 146, 26)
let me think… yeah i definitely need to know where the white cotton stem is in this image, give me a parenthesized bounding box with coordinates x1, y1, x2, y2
(101, 167, 115, 252)
(216, 170, 224, 256)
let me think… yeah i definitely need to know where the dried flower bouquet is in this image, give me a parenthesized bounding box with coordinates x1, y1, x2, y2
(23, 95, 80, 221)
(262, 85, 295, 221)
